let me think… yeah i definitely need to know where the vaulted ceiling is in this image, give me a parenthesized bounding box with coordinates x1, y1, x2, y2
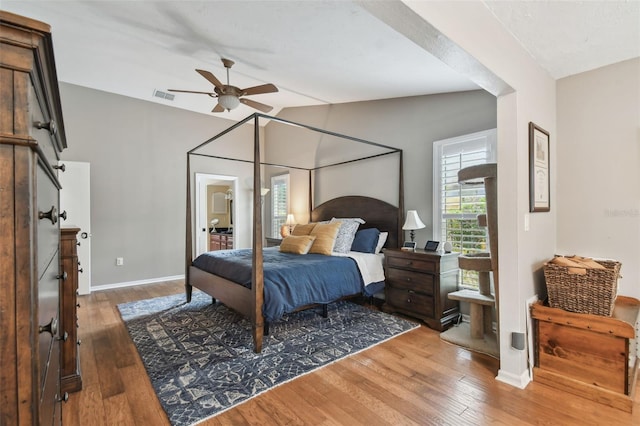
(3, 1, 638, 121)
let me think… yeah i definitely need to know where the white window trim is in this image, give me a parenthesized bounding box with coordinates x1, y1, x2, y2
(432, 129, 497, 242)
(270, 173, 290, 238)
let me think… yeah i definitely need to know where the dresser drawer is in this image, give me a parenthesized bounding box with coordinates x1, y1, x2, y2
(39, 336, 61, 426)
(386, 255, 436, 273)
(38, 253, 59, 387)
(37, 165, 59, 279)
(386, 267, 434, 295)
(386, 286, 434, 317)
(30, 84, 61, 164)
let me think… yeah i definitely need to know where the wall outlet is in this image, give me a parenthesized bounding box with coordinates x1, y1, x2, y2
(116, 257, 124, 266)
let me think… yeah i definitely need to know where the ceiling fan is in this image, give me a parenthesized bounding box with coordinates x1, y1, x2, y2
(168, 58, 278, 113)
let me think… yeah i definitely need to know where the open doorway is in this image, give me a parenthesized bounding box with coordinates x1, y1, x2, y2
(195, 173, 238, 257)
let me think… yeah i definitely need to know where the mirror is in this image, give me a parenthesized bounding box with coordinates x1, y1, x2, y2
(212, 192, 227, 214)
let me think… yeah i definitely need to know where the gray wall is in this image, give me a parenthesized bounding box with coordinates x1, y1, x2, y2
(60, 82, 495, 287)
(60, 83, 246, 287)
(272, 90, 497, 245)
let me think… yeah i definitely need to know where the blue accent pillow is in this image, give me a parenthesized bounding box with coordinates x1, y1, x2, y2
(351, 228, 380, 253)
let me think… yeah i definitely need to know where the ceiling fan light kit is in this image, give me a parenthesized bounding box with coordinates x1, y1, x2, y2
(218, 94, 240, 111)
(168, 58, 278, 113)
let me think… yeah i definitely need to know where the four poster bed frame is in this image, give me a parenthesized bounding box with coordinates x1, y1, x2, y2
(185, 113, 404, 352)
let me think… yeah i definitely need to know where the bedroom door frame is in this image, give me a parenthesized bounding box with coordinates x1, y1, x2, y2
(195, 173, 238, 256)
(58, 160, 92, 295)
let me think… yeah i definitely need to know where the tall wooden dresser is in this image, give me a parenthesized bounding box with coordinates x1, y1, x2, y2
(1, 11, 69, 425)
(60, 227, 83, 394)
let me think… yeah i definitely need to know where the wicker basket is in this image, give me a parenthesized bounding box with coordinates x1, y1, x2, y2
(543, 259, 621, 316)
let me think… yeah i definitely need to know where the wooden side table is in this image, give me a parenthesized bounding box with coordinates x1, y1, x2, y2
(531, 296, 640, 412)
(383, 248, 460, 331)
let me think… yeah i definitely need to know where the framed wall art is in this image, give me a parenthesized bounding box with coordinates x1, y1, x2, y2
(529, 122, 550, 212)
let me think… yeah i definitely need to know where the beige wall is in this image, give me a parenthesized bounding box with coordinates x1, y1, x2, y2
(557, 58, 640, 298)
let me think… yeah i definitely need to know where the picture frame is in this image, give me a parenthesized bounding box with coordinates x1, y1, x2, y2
(402, 241, 417, 251)
(424, 240, 439, 251)
(529, 122, 550, 212)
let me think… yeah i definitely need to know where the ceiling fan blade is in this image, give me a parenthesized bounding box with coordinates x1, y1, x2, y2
(196, 69, 224, 89)
(211, 103, 225, 113)
(241, 83, 278, 96)
(167, 89, 216, 95)
(240, 98, 273, 113)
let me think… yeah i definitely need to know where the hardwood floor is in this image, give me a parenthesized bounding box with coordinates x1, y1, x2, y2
(64, 281, 639, 425)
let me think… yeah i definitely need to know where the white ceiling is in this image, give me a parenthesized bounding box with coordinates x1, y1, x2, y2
(3, 1, 639, 121)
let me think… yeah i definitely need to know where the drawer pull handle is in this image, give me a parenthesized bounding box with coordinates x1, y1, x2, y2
(39, 206, 58, 224)
(34, 119, 57, 135)
(57, 331, 69, 342)
(56, 271, 68, 281)
(77, 339, 82, 346)
(76, 302, 81, 308)
(58, 392, 69, 403)
(405, 261, 413, 266)
(53, 163, 66, 172)
(78, 267, 84, 274)
(39, 317, 58, 335)
(59, 210, 67, 221)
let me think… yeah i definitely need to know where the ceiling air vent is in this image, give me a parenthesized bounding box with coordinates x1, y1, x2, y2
(153, 89, 175, 101)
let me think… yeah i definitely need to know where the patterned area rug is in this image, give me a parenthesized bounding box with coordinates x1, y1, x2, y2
(117, 291, 418, 425)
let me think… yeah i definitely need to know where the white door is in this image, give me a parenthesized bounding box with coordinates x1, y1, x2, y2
(59, 161, 92, 295)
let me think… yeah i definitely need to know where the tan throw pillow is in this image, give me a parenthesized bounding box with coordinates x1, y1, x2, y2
(291, 223, 316, 236)
(279, 235, 316, 255)
(309, 222, 341, 255)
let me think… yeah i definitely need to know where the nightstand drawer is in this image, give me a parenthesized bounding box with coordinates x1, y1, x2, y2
(386, 268, 434, 294)
(386, 255, 436, 273)
(386, 286, 434, 317)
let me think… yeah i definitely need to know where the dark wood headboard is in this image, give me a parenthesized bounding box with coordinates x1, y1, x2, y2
(311, 195, 401, 249)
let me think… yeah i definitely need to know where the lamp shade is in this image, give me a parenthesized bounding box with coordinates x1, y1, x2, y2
(285, 214, 296, 226)
(402, 210, 426, 230)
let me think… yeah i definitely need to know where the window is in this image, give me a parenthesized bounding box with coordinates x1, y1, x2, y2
(270, 174, 290, 238)
(433, 129, 496, 288)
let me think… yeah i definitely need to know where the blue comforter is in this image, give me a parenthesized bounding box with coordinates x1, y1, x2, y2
(192, 247, 364, 322)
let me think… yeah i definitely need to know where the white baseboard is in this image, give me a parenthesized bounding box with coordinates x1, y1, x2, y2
(496, 368, 531, 389)
(91, 275, 184, 292)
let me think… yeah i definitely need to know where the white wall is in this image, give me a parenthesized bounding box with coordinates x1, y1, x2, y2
(557, 58, 640, 298)
(392, 1, 557, 387)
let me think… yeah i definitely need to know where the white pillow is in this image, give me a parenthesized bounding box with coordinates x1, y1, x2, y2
(375, 232, 388, 254)
(330, 217, 364, 253)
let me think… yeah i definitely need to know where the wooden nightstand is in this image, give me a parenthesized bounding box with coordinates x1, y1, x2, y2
(383, 248, 460, 331)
